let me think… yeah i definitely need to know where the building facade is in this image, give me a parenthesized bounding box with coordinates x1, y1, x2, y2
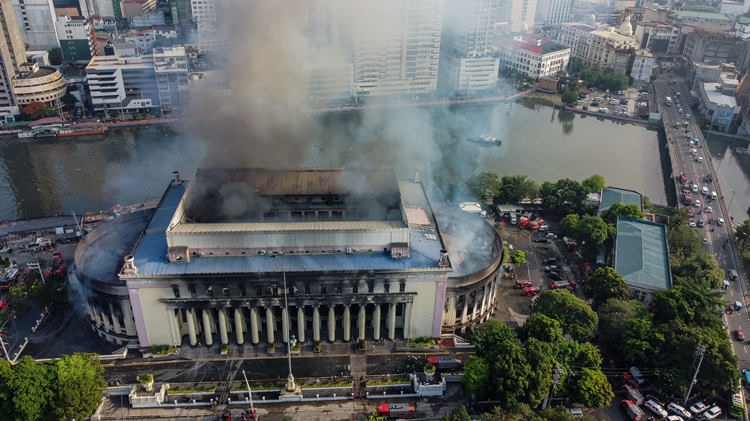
(735, 17, 750, 41)
(12, 0, 59, 50)
(558, 23, 636, 67)
(535, 0, 573, 27)
(0, 0, 28, 109)
(11, 61, 66, 106)
(55, 15, 98, 62)
(353, 0, 442, 97)
(630, 50, 654, 82)
(495, 34, 570, 78)
(73, 169, 504, 347)
(669, 11, 733, 33)
(120, 0, 156, 18)
(85, 55, 159, 113)
(697, 77, 742, 132)
(683, 30, 750, 71)
(634, 22, 679, 54)
(498, 0, 537, 33)
(438, 0, 499, 94)
(79, 0, 116, 19)
(153, 46, 189, 115)
(303, 62, 354, 104)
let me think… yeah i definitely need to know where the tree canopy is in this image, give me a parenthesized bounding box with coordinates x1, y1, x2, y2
(496, 175, 540, 204)
(561, 92, 579, 107)
(467, 172, 500, 202)
(580, 65, 629, 91)
(533, 290, 599, 339)
(601, 203, 645, 225)
(539, 179, 590, 216)
(583, 267, 628, 307)
(582, 175, 605, 192)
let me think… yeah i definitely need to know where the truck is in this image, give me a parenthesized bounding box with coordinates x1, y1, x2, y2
(426, 356, 463, 372)
(518, 212, 532, 228)
(622, 385, 644, 405)
(551, 280, 577, 290)
(582, 263, 593, 279)
(51, 252, 62, 267)
(622, 400, 645, 421)
(666, 97, 672, 106)
(377, 404, 416, 418)
(522, 286, 541, 296)
(515, 280, 532, 289)
(527, 219, 545, 230)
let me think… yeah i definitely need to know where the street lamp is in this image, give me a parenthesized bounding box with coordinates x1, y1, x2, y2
(728, 189, 736, 213)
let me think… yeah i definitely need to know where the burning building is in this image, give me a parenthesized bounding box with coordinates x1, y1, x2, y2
(72, 168, 503, 348)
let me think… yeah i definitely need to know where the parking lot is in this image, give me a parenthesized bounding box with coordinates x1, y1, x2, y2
(580, 86, 648, 117)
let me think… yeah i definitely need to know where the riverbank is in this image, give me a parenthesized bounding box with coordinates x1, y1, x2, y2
(564, 106, 661, 127)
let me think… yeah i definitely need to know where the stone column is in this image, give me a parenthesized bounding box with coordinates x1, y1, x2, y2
(109, 303, 121, 333)
(266, 307, 275, 344)
(403, 302, 413, 339)
(358, 305, 366, 340)
(234, 308, 244, 345)
(250, 307, 260, 345)
(446, 296, 457, 326)
(460, 295, 469, 324)
(297, 306, 306, 343)
(387, 303, 396, 340)
(282, 306, 290, 343)
(186, 308, 197, 346)
(202, 309, 213, 346)
(121, 300, 137, 336)
(218, 309, 229, 344)
(328, 305, 336, 342)
(313, 306, 321, 342)
(373, 304, 381, 340)
(343, 305, 351, 342)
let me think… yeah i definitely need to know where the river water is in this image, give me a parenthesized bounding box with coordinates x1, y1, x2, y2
(1, 99, 749, 223)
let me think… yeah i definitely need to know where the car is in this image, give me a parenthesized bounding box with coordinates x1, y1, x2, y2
(694, 199, 701, 207)
(645, 400, 669, 418)
(590, 101, 600, 106)
(686, 114, 691, 120)
(717, 218, 725, 226)
(697, 156, 703, 163)
(544, 265, 559, 272)
(610, 100, 619, 105)
(689, 402, 707, 416)
(549, 271, 562, 281)
(689, 140, 694, 146)
(543, 258, 557, 265)
(675, 122, 681, 128)
(679, 108, 683, 114)
(691, 184, 698, 193)
(534, 237, 548, 243)
(668, 402, 692, 419)
(737, 329, 746, 340)
(698, 220, 705, 228)
(666, 416, 684, 421)
(703, 406, 721, 420)
(606, 89, 610, 93)
(620, 99, 628, 105)
(687, 208, 694, 216)
(689, 221, 697, 227)
(703, 238, 708, 244)
(705, 206, 713, 213)
(539, 224, 549, 232)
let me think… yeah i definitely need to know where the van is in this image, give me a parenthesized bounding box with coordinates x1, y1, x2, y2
(630, 367, 646, 385)
(510, 217, 517, 225)
(711, 191, 717, 199)
(569, 408, 584, 419)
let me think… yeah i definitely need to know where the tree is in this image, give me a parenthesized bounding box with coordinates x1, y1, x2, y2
(561, 92, 578, 106)
(735, 219, 750, 250)
(668, 225, 703, 261)
(48, 48, 62, 65)
(597, 299, 647, 342)
(649, 278, 724, 327)
(512, 250, 527, 266)
(368, 408, 387, 421)
(467, 172, 501, 202)
(576, 216, 615, 257)
(3, 356, 53, 421)
(49, 354, 107, 421)
(61, 92, 77, 110)
(698, 117, 711, 131)
(441, 405, 471, 421)
(496, 175, 539, 204)
(583, 267, 628, 307)
(470, 321, 518, 356)
(620, 318, 660, 363)
(559, 214, 580, 237)
(523, 314, 563, 343)
(487, 340, 533, 407)
(650, 74, 658, 82)
(668, 208, 689, 230)
(582, 175, 605, 192)
(539, 179, 590, 216)
(601, 203, 645, 225)
(524, 339, 555, 405)
(461, 356, 491, 398)
(22, 102, 48, 120)
(533, 290, 599, 339)
(569, 368, 614, 408)
(671, 252, 725, 289)
(540, 406, 576, 421)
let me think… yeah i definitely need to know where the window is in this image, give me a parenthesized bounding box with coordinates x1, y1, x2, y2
(173, 287, 180, 298)
(336, 286, 342, 294)
(206, 288, 213, 297)
(305, 286, 310, 295)
(353, 286, 358, 294)
(383, 284, 390, 293)
(368, 283, 374, 293)
(399, 283, 405, 292)
(256, 287, 262, 296)
(240, 288, 246, 297)
(223, 288, 229, 297)
(321, 286, 327, 294)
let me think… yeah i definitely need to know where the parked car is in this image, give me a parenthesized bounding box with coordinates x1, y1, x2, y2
(620, 99, 628, 105)
(689, 402, 707, 416)
(609, 100, 619, 105)
(534, 237, 548, 243)
(543, 258, 557, 265)
(668, 402, 692, 419)
(697, 220, 705, 228)
(645, 400, 668, 418)
(703, 406, 721, 420)
(544, 265, 561, 272)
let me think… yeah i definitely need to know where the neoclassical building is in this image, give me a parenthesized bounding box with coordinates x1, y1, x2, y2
(72, 168, 503, 348)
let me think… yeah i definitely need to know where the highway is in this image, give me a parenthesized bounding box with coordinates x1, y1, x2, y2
(652, 79, 750, 371)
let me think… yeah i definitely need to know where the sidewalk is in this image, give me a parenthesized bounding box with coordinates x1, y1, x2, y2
(172, 340, 399, 361)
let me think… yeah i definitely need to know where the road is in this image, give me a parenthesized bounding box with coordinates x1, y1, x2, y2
(652, 79, 750, 371)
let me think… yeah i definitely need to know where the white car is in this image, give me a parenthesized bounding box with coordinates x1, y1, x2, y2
(689, 402, 707, 416)
(668, 402, 692, 419)
(718, 218, 725, 226)
(697, 157, 703, 163)
(666, 416, 684, 421)
(679, 108, 683, 114)
(705, 206, 713, 213)
(694, 199, 701, 207)
(703, 406, 721, 420)
(610, 100, 619, 105)
(686, 114, 691, 120)
(689, 221, 697, 228)
(645, 400, 669, 418)
(691, 184, 698, 193)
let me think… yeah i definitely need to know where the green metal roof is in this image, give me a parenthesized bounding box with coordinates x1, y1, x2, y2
(673, 10, 732, 21)
(601, 187, 642, 211)
(614, 217, 672, 292)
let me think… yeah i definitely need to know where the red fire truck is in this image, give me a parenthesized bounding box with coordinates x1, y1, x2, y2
(377, 404, 416, 418)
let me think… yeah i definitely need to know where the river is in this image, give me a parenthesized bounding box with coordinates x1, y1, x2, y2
(1, 99, 749, 223)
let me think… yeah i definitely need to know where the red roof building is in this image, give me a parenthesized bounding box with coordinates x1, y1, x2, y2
(495, 35, 571, 78)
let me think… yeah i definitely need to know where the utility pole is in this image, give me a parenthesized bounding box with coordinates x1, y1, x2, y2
(683, 343, 705, 405)
(543, 365, 565, 409)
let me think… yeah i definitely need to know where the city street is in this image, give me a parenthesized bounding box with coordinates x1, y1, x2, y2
(653, 78, 750, 371)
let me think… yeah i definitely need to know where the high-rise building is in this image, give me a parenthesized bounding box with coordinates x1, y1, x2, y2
(558, 23, 636, 68)
(0, 0, 30, 109)
(352, 0, 443, 97)
(437, 0, 500, 95)
(498, 0, 537, 33)
(535, 0, 573, 27)
(55, 15, 98, 62)
(11, 0, 60, 50)
(85, 55, 160, 113)
(153, 46, 189, 115)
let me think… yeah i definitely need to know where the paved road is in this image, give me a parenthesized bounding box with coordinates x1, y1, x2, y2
(0, 215, 82, 237)
(653, 79, 750, 371)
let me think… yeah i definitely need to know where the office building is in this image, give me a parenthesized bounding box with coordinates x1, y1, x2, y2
(634, 22, 679, 54)
(630, 50, 654, 83)
(735, 16, 750, 41)
(153, 46, 189, 115)
(55, 15, 98, 62)
(11, 61, 66, 106)
(0, 0, 32, 110)
(303, 62, 354, 105)
(85, 55, 160, 113)
(558, 22, 637, 67)
(536, 0, 573, 27)
(498, 0, 537, 33)
(11, 0, 59, 50)
(437, 0, 499, 94)
(495, 34, 570, 78)
(120, 0, 156, 18)
(72, 168, 504, 348)
(683, 30, 750, 71)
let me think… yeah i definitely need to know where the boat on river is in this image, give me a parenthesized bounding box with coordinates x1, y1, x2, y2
(466, 135, 501, 146)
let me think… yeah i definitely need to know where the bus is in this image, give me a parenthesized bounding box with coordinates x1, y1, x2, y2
(729, 391, 744, 418)
(666, 97, 673, 106)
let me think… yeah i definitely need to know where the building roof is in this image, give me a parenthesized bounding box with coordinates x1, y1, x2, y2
(702, 82, 738, 107)
(672, 10, 732, 21)
(496, 36, 569, 55)
(29, 117, 69, 128)
(739, 16, 750, 24)
(614, 217, 672, 292)
(601, 187, 642, 211)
